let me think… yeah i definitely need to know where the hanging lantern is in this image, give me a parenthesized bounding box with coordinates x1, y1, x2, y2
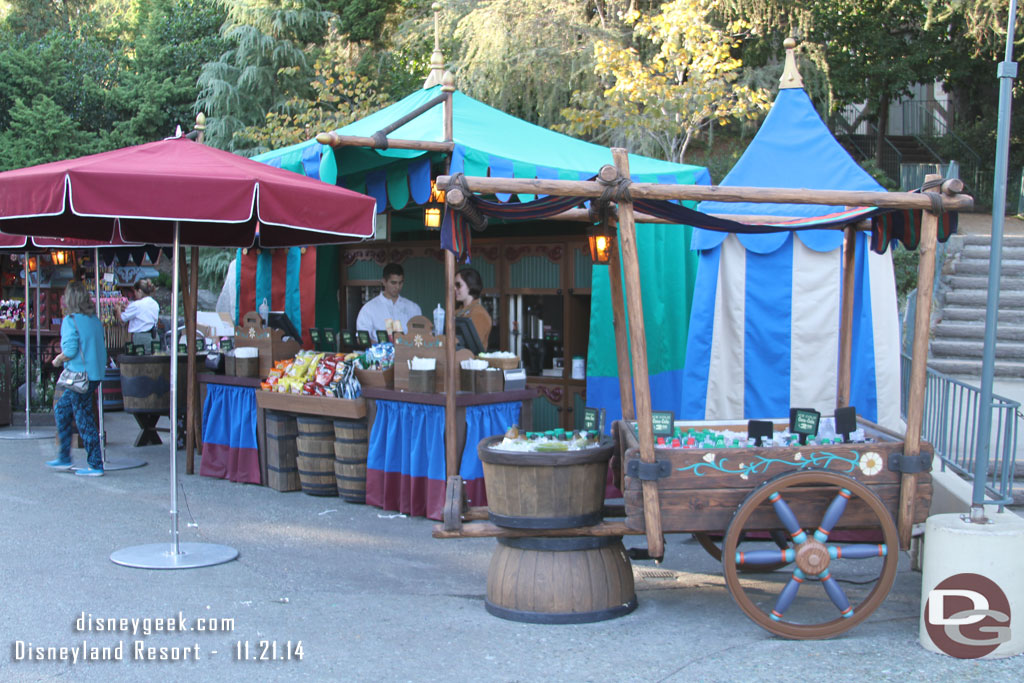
(423, 180, 445, 230)
(588, 225, 615, 265)
(26, 255, 38, 272)
(51, 250, 69, 266)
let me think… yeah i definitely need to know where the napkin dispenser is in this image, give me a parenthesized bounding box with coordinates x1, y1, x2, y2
(502, 367, 526, 392)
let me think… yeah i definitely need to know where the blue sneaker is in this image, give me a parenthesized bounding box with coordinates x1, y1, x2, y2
(46, 458, 73, 471)
(75, 467, 104, 477)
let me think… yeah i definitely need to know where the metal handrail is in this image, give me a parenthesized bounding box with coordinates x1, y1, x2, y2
(900, 353, 1018, 509)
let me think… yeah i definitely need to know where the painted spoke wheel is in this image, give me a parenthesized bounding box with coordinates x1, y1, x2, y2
(692, 531, 793, 572)
(722, 470, 898, 639)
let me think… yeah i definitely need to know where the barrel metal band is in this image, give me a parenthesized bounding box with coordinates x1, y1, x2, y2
(626, 459, 671, 481)
(888, 450, 933, 473)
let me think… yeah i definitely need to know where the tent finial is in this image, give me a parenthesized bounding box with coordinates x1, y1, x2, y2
(779, 37, 804, 90)
(424, 2, 446, 89)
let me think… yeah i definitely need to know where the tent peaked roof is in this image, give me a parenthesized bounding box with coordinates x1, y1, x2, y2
(253, 86, 710, 210)
(694, 86, 885, 251)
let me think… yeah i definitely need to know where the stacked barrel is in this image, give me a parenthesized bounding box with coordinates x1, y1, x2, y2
(286, 415, 368, 501)
(477, 436, 636, 624)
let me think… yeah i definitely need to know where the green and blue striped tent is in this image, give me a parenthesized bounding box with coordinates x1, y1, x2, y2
(252, 85, 711, 430)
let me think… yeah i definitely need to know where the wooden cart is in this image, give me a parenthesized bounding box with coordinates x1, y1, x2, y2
(432, 160, 971, 638)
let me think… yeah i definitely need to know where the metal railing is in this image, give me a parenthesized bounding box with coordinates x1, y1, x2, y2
(900, 353, 1019, 508)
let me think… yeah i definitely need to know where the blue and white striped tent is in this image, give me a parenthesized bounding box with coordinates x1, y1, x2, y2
(681, 78, 902, 430)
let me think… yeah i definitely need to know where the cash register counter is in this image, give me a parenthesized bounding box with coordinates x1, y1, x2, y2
(360, 387, 536, 520)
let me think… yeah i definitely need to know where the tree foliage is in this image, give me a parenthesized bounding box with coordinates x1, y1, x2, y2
(560, 0, 770, 163)
(452, 0, 617, 128)
(195, 0, 335, 152)
(234, 27, 395, 153)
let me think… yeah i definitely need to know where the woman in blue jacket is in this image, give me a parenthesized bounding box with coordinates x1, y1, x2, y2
(47, 280, 108, 476)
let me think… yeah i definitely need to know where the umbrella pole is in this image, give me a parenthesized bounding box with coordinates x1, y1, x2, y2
(94, 248, 144, 471)
(109, 223, 237, 569)
(0, 251, 52, 440)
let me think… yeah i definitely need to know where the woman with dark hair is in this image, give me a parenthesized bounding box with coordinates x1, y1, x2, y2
(48, 280, 107, 476)
(454, 267, 492, 349)
(118, 278, 159, 335)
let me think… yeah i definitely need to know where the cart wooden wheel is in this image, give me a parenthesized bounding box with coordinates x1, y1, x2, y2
(692, 531, 793, 572)
(722, 470, 899, 639)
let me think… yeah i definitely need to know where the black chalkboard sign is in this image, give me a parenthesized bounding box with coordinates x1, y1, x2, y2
(178, 343, 187, 354)
(323, 329, 337, 347)
(124, 343, 133, 356)
(748, 419, 774, 447)
(583, 407, 599, 432)
(789, 408, 820, 445)
(356, 330, 371, 347)
(376, 330, 390, 343)
(651, 411, 675, 437)
(309, 328, 321, 348)
(219, 337, 233, 351)
(341, 330, 355, 346)
(133, 344, 147, 356)
(834, 405, 857, 442)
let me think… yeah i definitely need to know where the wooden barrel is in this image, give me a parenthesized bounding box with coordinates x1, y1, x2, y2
(478, 436, 614, 529)
(333, 418, 368, 503)
(486, 536, 637, 624)
(295, 416, 338, 497)
(265, 411, 300, 492)
(102, 367, 123, 411)
(118, 354, 189, 414)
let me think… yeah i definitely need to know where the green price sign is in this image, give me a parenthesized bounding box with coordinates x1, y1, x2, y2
(323, 329, 336, 344)
(219, 337, 233, 351)
(583, 407, 599, 432)
(790, 408, 821, 436)
(651, 411, 675, 437)
(356, 331, 371, 347)
(341, 330, 355, 346)
(309, 328, 321, 346)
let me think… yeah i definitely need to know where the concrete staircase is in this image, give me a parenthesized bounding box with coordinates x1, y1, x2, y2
(930, 234, 1024, 378)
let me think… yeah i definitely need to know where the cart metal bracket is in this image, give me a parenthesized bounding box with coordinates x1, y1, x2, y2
(888, 450, 933, 474)
(626, 459, 671, 481)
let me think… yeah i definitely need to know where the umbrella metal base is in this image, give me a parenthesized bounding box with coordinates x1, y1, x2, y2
(103, 457, 147, 471)
(110, 542, 238, 570)
(0, 428, 56, 440)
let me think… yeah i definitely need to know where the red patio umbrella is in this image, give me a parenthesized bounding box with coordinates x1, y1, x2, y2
(0, 134, 376, 569)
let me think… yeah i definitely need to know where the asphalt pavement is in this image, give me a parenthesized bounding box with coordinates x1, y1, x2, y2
(0, 410, 1020, 682)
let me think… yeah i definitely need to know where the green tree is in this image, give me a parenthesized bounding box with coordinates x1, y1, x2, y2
(234, 27, 395, 153)
(0, 95, 103, 170)
(560, 0, 770, 163)
(452, 0, 618, 128)
(195, 0, 335, 153)
(110, 0, 227, 145)
(720, 1, 954, 167)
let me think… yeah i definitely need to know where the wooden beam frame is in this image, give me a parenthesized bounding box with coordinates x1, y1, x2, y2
(436, 175, 972, 212)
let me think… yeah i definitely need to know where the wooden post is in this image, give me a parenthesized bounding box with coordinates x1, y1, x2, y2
(179, 248, 199, 474)
(607, 233, 634, 421)
(899, 173, 941, 548)
(441, 72, 460, 477)
(444, 250, 458, 476)
(612, 148, 664, 559)
(837, 224, 857, 408)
